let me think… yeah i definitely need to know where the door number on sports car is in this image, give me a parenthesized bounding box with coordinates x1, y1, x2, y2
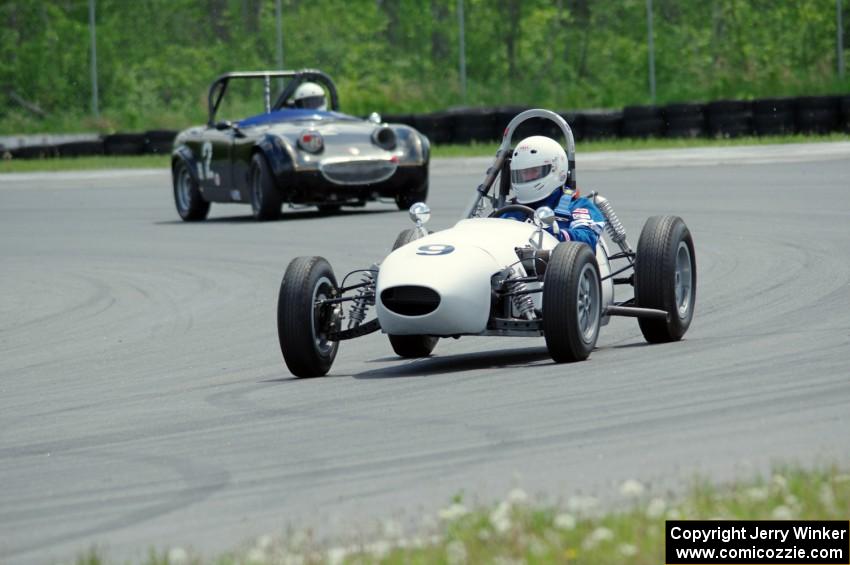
(416, 244, 455, 256)
(197, 141, 220, 185)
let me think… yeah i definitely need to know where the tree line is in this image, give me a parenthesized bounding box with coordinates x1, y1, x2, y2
(1, 0, 847, 133)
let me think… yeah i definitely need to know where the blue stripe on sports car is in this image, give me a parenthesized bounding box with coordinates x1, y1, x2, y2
(238, 109, 360, 128)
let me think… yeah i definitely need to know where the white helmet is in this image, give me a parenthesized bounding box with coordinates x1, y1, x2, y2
(292, 82, 327, 111)
(510, 136, 569, 204)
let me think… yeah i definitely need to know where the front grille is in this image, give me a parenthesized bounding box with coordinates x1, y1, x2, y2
(381, 286, 440, 316)
(320, 159, 397, 185)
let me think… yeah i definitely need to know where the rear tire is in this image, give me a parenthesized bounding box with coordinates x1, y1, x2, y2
(277, 256, 340, 377)
(542, 242, 601, 362)
(172, 160, 210, 221)
(387, 228, 438, 358)
(634, 215, 696, 343)
(395, 173, 429, 210)
(250, 153, 282, 221)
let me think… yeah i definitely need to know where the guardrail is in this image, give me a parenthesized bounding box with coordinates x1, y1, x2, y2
(3, 95, 849, 159)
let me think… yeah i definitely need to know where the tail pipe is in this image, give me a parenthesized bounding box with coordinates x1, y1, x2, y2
(591, 192, 632, 255)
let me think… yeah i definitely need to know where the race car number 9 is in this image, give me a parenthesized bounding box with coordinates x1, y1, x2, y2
(416, 244, 455, 256)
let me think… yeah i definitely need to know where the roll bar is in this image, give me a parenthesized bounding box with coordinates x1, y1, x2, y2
(207, 69, 340, 126)
(463, 109, 576, 218)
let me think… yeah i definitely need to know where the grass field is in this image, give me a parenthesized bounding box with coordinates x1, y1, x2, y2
(3, 134, 849, 174)
(74, 465, 850, 565)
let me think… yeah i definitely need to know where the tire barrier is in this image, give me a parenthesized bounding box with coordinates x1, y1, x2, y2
(56, 140, 105, 157)
(841, 96, 850, 132)
(103, 133, 148, 155)
(5, 94, 849, 160)
(706, 100, 753, 138)
(661, 103, 705, 138)
(752, 97, 796, 136)
(144, 130, 177, 154)
(795, 95, 841, 134)
(582, 110, 623, 140)
(621, 105, 665, 138)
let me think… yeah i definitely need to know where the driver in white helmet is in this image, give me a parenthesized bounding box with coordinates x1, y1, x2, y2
(503, 135, 605, 250)
(290, 81, 327, 111)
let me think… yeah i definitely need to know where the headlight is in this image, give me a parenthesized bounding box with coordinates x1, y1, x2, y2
(298, 129, 323, 153)
(371, 126, 397, 150)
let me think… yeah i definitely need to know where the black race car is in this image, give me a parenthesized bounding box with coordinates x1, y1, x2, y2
(171, 69, 430, 221)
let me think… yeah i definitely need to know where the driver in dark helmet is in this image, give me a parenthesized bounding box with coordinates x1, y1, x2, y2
(502, 135, 605, 251)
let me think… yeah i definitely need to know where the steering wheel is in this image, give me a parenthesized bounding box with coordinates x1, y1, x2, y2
(488, 204, 537, 219)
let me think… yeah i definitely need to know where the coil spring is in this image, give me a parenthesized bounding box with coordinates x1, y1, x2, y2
(594, 194, 627, 245)
(348, 270, 376, 329)
(509, 272, 536, 319)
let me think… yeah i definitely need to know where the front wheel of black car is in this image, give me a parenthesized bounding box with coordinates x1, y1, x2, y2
(172, 160, 210, 221)
(277, 256, 340, 377)
(634, 215, 696, 343)
(250, 153, 282, 221)
(542, 242, 601, 363)
(395, 175, 429, 210)
(387, 228, 438, 358)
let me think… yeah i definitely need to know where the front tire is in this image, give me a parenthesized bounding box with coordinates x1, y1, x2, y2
(277, 256, 340, 377)
(172, 160, 210, 221)
(250, 153, 282, 221)
(542, 242, 602, 362)
(394, 173, 429, 211)
(634, 216, 696, 343)
(386, 228, 438, 358)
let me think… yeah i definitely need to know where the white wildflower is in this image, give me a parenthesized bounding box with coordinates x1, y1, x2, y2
(366, 540, 391, 559)
(446, 540, 468, 565)
(785, 494, 800, 508)
(490, 501, 512, 534)
(583, 526, 614, 549)
(746, 486, 768, 502)
(819, 484, 836, 510)
(167, 547, 188, 565)
(382, 518, 402, 539)
(646, 497, 666, 519)
(289, 530, 307, 550)
(619, 479, 645, 498)
(326, 547, 347, 565)
(246, 548, 266, 564)
(508, 487, 528, 505)
(619, 543, 638, 557)
(771, 505, 793, 520)
(553, 512, 576, 530)
(528, 536, 547, 557)
(566, 495, 598, 514)
(439, 503, 469, 522)
(771, 474, 788, 491)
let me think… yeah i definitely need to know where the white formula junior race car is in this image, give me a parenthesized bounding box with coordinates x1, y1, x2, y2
(277, 109, 696, 377)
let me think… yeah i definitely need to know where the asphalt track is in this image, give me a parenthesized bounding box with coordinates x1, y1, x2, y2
(1, 144, 849, 564)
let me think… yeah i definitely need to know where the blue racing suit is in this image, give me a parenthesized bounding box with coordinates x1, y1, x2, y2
(502, 189, 606, 251)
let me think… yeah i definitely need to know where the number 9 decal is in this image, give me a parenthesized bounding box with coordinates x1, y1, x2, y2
(416, 244, 455, 256)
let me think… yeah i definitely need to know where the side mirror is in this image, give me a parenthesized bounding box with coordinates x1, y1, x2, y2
(214, 120, 233, 131)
